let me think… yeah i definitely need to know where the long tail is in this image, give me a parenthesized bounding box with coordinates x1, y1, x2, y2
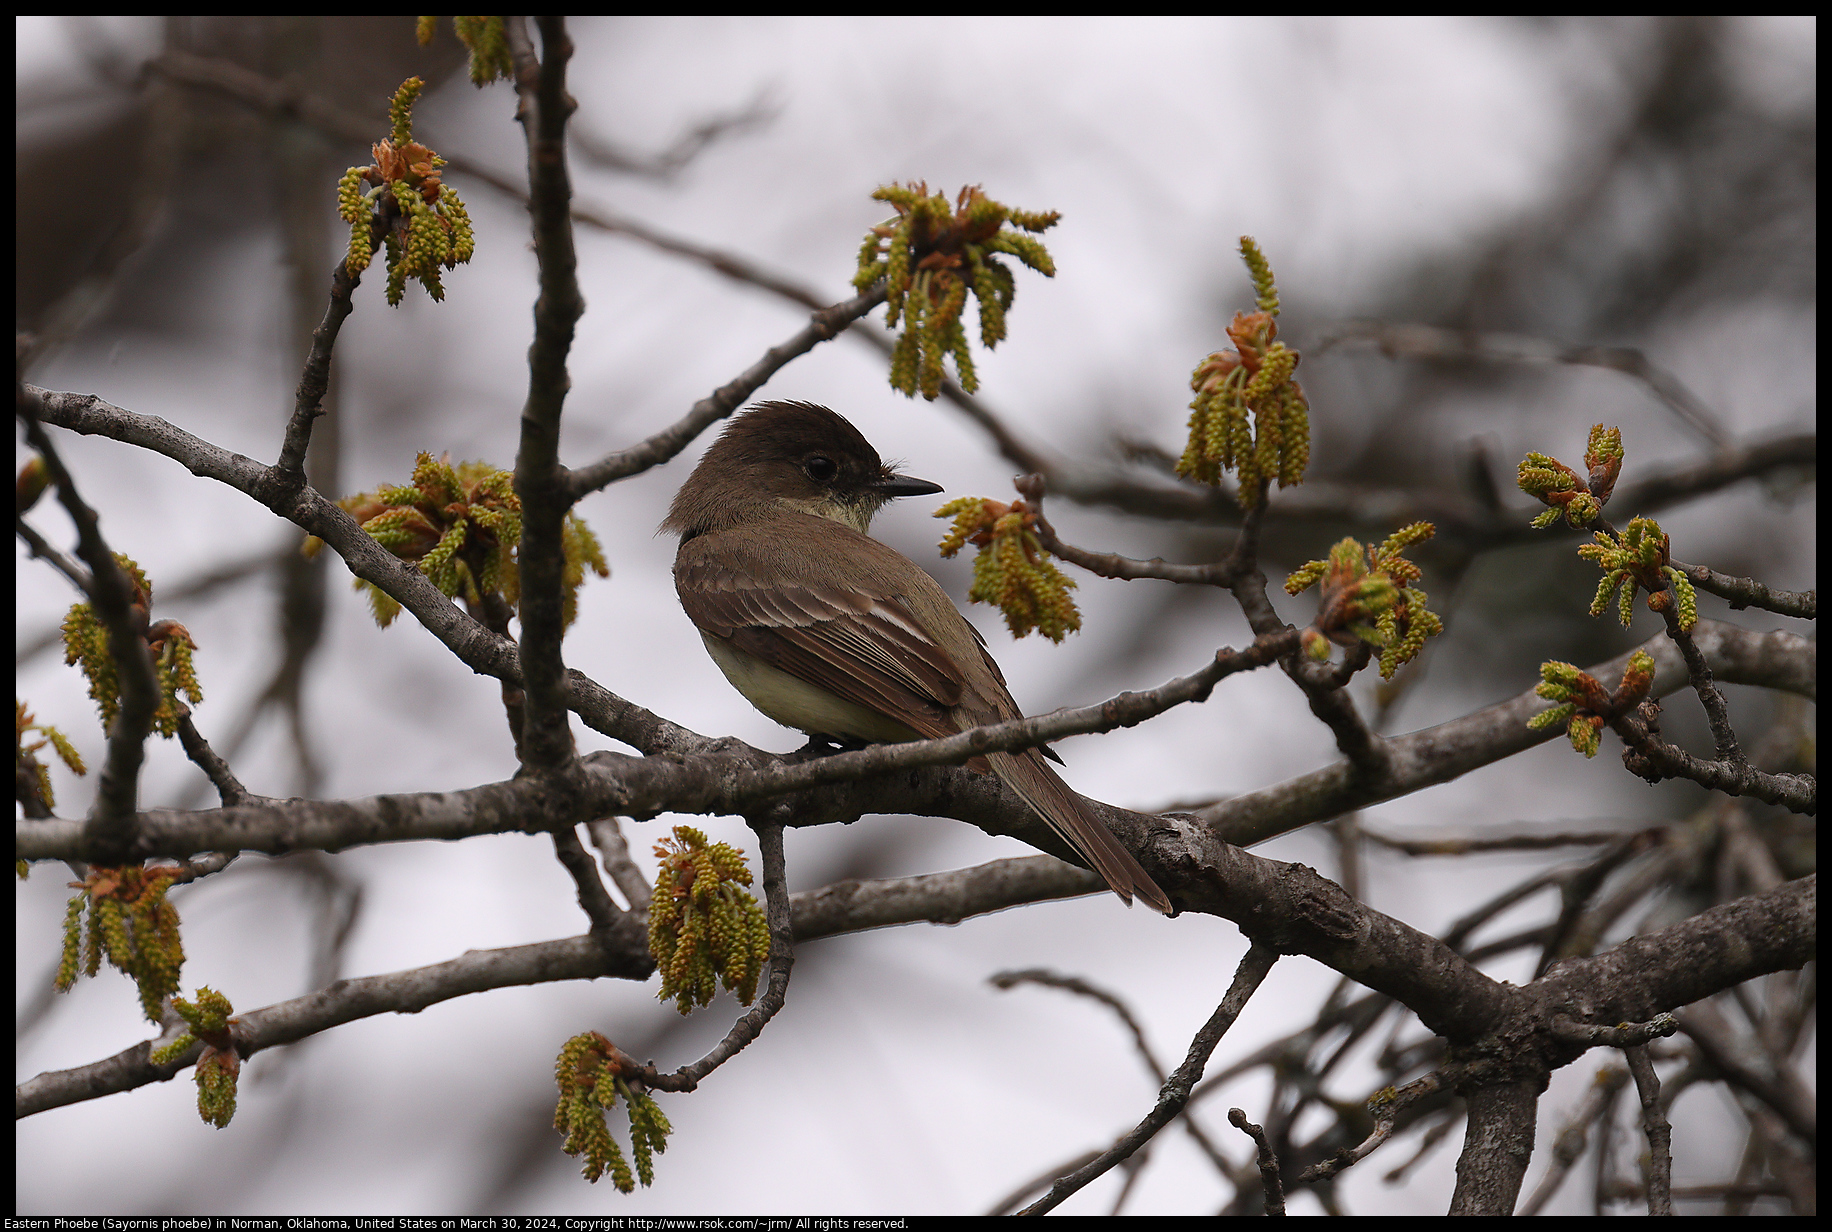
(988, 749, 1173, 914)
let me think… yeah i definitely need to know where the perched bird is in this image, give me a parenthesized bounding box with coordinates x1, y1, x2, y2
(663, 400, 1171, 913)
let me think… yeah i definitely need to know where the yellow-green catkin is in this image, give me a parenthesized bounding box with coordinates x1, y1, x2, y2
(1177, 238, 1309, 506)
(646, 827, 769, 1015)
(554, 1032, 674, 1190)
(934, 497, 1081, 642)
(337, 77, 478, 303)
(326, 455, 607, 630)
(854, 183, 1058, 399)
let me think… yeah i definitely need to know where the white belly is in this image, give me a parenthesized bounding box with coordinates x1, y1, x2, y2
(701, 633, 924, 744)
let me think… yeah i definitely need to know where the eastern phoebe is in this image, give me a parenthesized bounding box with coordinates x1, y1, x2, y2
(664, 401, 1171, 914)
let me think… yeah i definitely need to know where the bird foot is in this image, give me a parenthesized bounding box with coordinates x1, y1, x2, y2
(791, 733, 870, 760)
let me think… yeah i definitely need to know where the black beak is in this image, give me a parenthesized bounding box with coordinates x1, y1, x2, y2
(871, 470, 944, 499)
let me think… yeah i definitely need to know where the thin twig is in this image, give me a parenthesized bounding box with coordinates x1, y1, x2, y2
(642, 820, 795, 1092)
(1675, 1001, 1816, 1148)
(1312, 321, 1731, 451)
(986, 1150, 1104, 1217)
(15, 517, 92, 592)
(276, 252, 366, 481)
(16, 400, 159, 862)
(17, 545, 276, 679)
(990, 969, 1163, 1075)
(1363, 825, 1655, 856)
(1616, 714, 1814, 811)
(1674, 560, 1814, 620)
(570, 87, 777, 180)
(1622, 1044, 1674, 1216)
(174, 709, 250, 806)
(1018, 942, 1279, 1214)
(986, 968, 1239, 1177)
(551, 825, 621, 932)
(1549, 1013, 1680, 1049)
(1229, 1108, 1286, 1214)
(1517, 1064, 1629, 1216)
(585, 818, 653, 913)
(565, 286, 888, 496)
(1533, 829, 1667, 978)
(1292, 1069, 1452, 1187)
(727, 628, 1298, 802)
(1017, 473, 1236, 586)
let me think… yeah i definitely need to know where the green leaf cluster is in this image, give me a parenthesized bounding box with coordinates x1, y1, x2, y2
(1518, 423, 1623, 530)
(1285, 523, 1441, 679)
(323, 454, 607, 630)
(17, 700, 85, 812)
(418, 17, 513, 86)
(150, 987, 240, 1128)
(1579, 516, 1696, 632)
(1528, 650, 1656, 759)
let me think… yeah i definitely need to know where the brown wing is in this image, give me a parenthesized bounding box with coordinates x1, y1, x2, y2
(674, 525, 966, 740)
(675, 517, 1168, 911)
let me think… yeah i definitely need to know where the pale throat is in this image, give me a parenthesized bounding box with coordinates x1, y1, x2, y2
(777, 493, 881, 535)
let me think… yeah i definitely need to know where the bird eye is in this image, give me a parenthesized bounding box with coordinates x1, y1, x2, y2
(804, 455, 839, 483)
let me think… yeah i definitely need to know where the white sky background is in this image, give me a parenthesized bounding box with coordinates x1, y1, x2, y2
(16, 15, 1815, 1216)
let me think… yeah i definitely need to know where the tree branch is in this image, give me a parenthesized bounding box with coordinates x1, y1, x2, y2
(1018, 943, 1280, 1214)
(507, 15, 587, 773)
(16, 397, 160, 862)
(564, 286, 888, 497)
(1312, 320, 1733, 450)
(17, 924, 651, 1119)
(276, 252, 365, 482)
(1208, 621, 1814, 849)
(1674, 560, 1814, 620)
(23, 382, 710, 757)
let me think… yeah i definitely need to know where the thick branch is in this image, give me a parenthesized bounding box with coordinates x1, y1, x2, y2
(508, 14, 586, 772)
(1450, 1074, 1542, 1215)
(791, 856, 1103, 936)
(17, 623, 1809, 954)
(19, 855, 1090, 1118)
(1533, 876, 1815, 1046)
(20, 850, 1806, 1126)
